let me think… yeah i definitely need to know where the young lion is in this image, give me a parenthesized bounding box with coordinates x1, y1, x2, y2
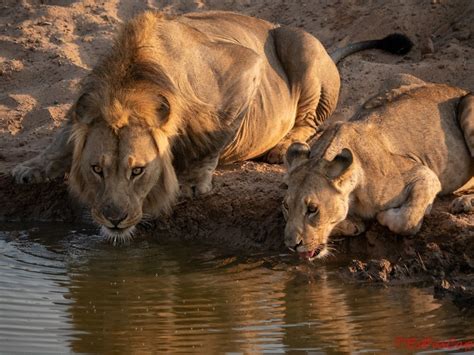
(283, 75, 474, 260)
(11, 11, 411, 242)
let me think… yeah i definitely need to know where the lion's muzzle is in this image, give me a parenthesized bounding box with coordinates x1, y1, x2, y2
(101, 203, 129, 228)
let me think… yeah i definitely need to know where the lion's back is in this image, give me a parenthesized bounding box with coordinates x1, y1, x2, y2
(359, 83, 471, 193)
(179, 11, 277, 54)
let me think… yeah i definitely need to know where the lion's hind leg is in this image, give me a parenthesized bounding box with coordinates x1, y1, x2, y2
(376, 165, 441, 235)
(265, 26, 340, 164)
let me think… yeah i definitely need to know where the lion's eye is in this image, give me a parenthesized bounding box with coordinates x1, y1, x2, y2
(131, 167, 144, 178)
(282, 200, 289, 210)
(91, 165, 103, 176)
(306, 203, 319, 215)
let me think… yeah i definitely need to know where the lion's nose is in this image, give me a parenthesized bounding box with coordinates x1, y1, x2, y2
(285, 236, 303, 251)
(108, 214, 128, 228)
(102, 204, 128, 227)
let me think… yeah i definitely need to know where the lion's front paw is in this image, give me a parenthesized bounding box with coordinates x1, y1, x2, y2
(12, 162, 48, 184)
(450, 195, 474, 214)
(377, 208, 422, 235)
(265, 143, 288, 164)
(332, 218, 366, 237)
(180, 180, 213, 199)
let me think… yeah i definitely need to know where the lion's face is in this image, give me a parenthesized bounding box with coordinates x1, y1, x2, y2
(76, 122, 162, 241)
(68, 88, 179, 244)
(283, 143, 356, 260)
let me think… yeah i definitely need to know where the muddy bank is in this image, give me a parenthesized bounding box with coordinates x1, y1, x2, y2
(1, 161, 474, 306)
(0, 162, 287, 250)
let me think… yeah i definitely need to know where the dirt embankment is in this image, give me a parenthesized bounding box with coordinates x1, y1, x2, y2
(1, 0, 474, 305)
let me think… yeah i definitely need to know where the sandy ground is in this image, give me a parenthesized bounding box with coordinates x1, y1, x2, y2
(1, 0, 474, 305)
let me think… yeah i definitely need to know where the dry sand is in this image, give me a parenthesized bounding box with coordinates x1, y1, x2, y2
(1, 0, 473, 304)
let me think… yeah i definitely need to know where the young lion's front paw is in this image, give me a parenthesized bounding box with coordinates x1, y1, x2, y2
(450, 195, 474, 214)
(12, 162, 48, 184)
(332, 219, 366, 237)
(376, 208, 422, 235)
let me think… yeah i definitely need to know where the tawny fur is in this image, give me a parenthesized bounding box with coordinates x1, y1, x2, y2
(283, 74, 474, 259)
(11, 11, 341, 237)
(11, 11, 406, 239)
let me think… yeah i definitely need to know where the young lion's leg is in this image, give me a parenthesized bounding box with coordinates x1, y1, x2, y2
(449, 93, 474, 214)
(179, 154, 219, 198)
(457, 93, 474, 157)
(12, 121, 73, 184)
(376, 166, 441, 235)
(266, 26, 340, 163)
(331, 217, 366, 237)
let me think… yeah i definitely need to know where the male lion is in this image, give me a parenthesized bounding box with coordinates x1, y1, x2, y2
(283, 74, 474, 260)
(11, 11, 411, 242)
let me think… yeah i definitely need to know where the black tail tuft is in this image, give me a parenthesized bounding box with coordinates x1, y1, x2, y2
(377, 33, 413, 55)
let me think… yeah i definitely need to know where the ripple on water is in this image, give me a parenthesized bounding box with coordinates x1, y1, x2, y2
(0, 223, 473, 354)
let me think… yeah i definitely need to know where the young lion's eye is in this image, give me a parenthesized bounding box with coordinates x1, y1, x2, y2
(91, 165, 103, 176)
(131, 167, 144, 178)
(282, 200, 289, 210)
(306, 203, 319, 215)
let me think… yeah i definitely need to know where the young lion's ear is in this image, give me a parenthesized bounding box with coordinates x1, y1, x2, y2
(324, 148, 353, 180)
(72, 93, 95, 125)
(286, 142, 310, 170)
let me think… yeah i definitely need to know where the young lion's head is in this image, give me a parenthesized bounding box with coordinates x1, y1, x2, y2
(282, 141, 359, 260)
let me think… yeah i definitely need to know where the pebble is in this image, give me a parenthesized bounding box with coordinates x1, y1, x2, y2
(421, 37, 435, 55)
(453, 29, 471, 41)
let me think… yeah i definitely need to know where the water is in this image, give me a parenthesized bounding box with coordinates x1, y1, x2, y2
(0, 223, 473, 354)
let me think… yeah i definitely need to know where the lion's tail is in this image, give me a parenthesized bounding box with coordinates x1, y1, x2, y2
(329, 33, 413, 64)
(458, 93, 474, 157)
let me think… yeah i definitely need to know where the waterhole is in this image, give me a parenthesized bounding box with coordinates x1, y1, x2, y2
(0, 223, 473, 353)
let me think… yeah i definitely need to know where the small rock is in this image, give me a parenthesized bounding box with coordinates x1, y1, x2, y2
(367, 259, 392, 282)
(463, 253, 474, 269)
(426, 242, 441, 253)
(433, 278, 451, 298)
(421, 37, 435, 55)
(440, 279, 451, 290)
(454, 29, 471, 41)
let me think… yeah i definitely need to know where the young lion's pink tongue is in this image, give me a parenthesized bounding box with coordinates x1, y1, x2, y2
(298, 250, 316, 259)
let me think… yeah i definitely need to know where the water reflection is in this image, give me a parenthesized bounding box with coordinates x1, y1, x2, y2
(0, 224, 473, 353)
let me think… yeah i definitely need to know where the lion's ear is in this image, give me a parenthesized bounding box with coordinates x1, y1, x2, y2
(72, 93, 95, 125)
(324, 148, 353, 180)
(286, 142, 310, 170)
